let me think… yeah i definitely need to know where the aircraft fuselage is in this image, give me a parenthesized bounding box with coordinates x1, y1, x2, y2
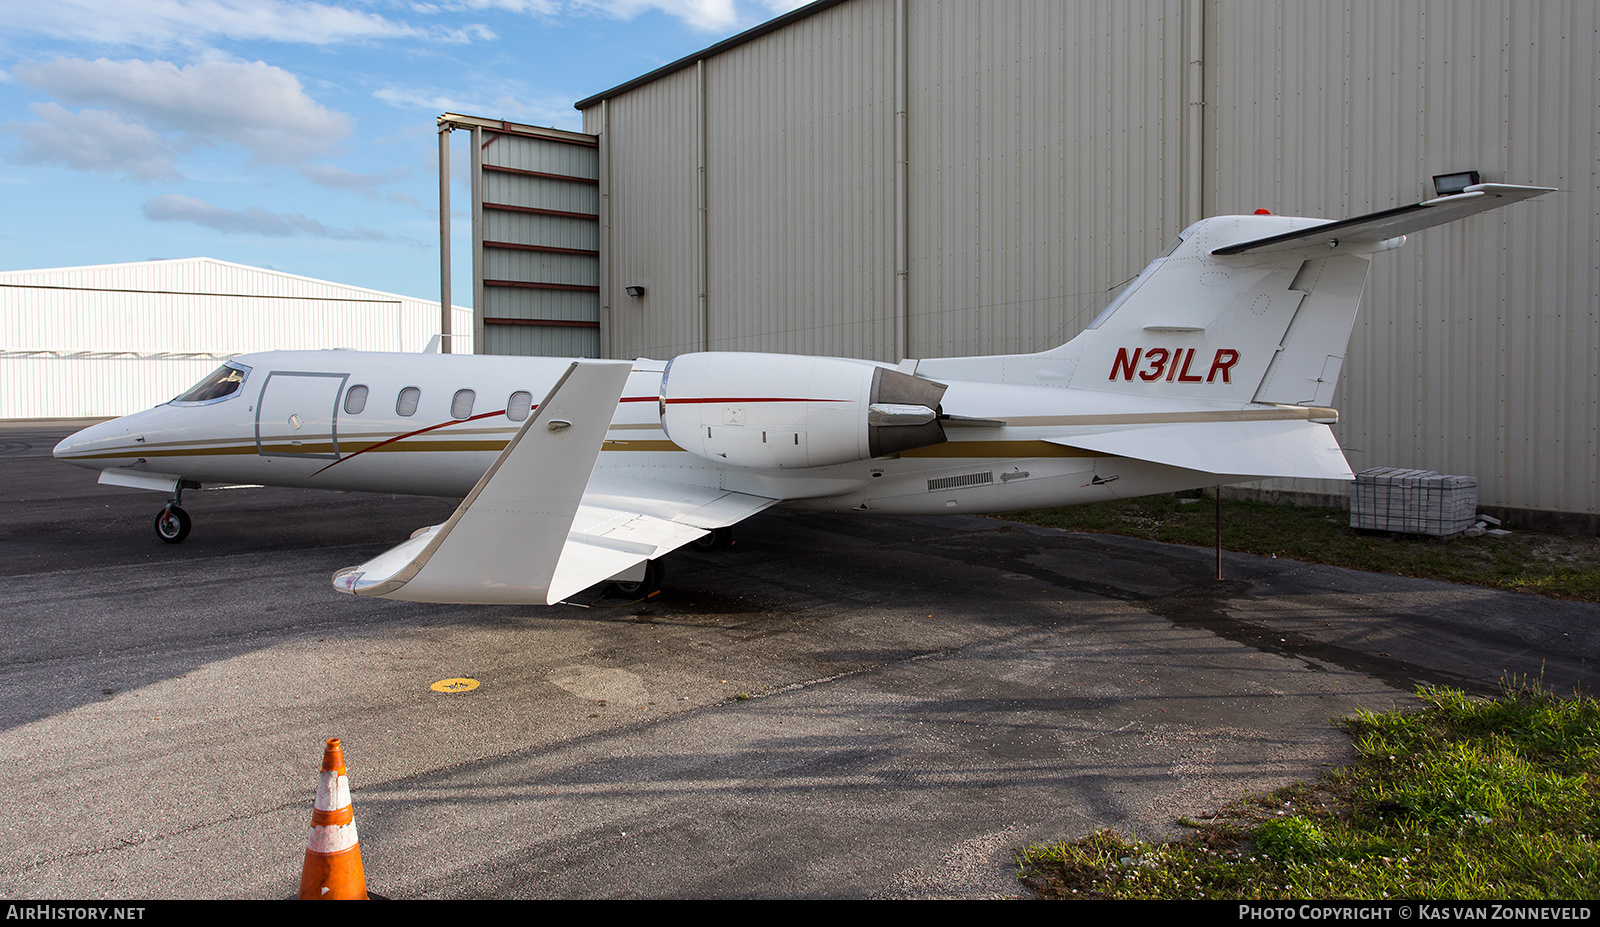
(53, 347, 1310, 517)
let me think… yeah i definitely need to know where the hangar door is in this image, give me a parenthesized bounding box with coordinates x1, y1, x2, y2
(443, 115, 601, 358)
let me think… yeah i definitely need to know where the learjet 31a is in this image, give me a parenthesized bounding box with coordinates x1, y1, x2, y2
(54, 183, 1552, 604)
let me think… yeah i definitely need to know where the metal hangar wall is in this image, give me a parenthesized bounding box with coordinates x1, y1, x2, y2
(564, 0, 1597, 519)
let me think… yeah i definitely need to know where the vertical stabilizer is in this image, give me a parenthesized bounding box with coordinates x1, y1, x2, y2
(1056, 213, 1371, 406)
(1054, 184, 1552, 406)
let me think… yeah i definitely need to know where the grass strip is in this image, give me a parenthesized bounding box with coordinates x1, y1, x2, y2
(1015, 681, 1600, 899)
(1000, 495, 1600, 601)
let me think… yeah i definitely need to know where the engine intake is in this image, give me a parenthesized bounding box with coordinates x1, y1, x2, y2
(660, 353, 948, 469)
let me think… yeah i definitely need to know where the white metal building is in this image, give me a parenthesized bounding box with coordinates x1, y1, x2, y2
(569, 0, 1598, 522)
(1, 257, 473, 419)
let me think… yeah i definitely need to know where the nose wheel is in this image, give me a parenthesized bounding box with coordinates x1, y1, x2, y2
(155, 503, 192, 544)
(152, 479, 200, 544)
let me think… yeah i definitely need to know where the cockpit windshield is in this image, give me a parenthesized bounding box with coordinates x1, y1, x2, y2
(171, 362, 252, 405)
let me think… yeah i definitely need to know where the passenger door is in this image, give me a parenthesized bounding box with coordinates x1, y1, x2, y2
(256, 371, 348, 459)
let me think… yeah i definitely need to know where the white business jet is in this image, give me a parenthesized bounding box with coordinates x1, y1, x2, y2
(54, 183, 1551, 604)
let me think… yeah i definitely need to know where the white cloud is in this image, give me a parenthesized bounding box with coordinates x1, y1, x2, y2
(412, 0, 806, 34)
(16, 58, 351, 166)
(142, 193, 421, 243)
(373, 83, 581, 131)
(578, 0, 740, 32)
(301, 163, 419, 205)
(578, 0, 811, 32)
(4, 102, 182, 183)
(5, 0, 813, 55)
(417, 0, 559, 14)
(5, 0, 473, 50)
(373, 85, 478, 114)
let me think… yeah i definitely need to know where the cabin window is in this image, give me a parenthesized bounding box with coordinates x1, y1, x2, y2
(171, 362, 251, 405)
(343, 385, 368, 415)
(396, 387, 421, 417)
(506, 391, 533, 422)
(451, 389, 476, 420)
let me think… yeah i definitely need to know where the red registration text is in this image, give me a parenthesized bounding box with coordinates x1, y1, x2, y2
(1109, 347, 1240, 384)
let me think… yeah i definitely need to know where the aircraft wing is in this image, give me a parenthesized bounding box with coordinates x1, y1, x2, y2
(1046, 419, 1353, 481)
(332, 361, 777, 604)
(1212, 183, 1555, 256)
(551, 477, 777, 599)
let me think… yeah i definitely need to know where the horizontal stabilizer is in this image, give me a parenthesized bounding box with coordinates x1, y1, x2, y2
(1213, 184, 1554, 256)
(1046, 420, 1353, 481)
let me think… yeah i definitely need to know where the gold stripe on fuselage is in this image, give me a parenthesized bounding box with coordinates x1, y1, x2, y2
(58, 404, 1318, 463)
(899, 440, 1096, 458)
(58, 435, 1102, 462)
(61, 432, 1121, 462)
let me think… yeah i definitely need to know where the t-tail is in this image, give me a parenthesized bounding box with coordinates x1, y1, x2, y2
(1046, 183, 1553, 406)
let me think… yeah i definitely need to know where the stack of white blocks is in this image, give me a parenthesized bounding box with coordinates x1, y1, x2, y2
(1350, 468, 1479, 536)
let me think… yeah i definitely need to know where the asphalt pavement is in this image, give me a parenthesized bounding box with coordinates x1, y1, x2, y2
(2, 419, 1594, 899)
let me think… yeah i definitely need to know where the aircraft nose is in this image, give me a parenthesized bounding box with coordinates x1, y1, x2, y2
(53, 423, 96, 460)
(53, 417, 137, 467)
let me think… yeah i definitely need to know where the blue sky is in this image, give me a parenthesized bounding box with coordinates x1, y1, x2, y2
(1, 0, 804, 304)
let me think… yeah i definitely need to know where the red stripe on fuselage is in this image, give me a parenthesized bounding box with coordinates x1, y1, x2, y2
(310, 408, 515, 476)
(662, 397, 847, 404)
(307, 396, 830, 476)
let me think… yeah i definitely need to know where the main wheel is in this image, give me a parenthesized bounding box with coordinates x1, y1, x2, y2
(690, 526, 734, 552)
(155, 504, 191, 544)
(608, 559, 665, 597)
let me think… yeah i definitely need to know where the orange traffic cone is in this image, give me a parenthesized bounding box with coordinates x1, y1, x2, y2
(298, 738, 369, 899)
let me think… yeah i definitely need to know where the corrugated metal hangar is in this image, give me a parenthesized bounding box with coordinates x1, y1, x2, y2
(8, 0, 1594, 525)
(521, 0, 1593, 522)
(1, 258, 473, 418)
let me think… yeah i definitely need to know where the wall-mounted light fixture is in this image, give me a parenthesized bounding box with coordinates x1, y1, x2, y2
(625, 285, 646, 298)
(1433, 171, 1480, 197)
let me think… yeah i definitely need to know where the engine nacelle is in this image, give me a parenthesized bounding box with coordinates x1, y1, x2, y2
(660, 353, 948, 469)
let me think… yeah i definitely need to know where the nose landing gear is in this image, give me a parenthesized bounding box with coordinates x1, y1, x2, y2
(155, 503, 191, 544)
(153, 478, 201, 544)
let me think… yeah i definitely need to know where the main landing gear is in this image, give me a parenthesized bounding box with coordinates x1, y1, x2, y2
(601, 527, 734, 599)
(607, 559, 666, 597)
(603, 527, 735, 597)
(690, 526, 734, 552)
(154, 480, 199, 544)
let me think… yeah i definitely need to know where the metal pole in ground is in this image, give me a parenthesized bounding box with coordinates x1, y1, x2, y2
(1214, 487, 1223, 581)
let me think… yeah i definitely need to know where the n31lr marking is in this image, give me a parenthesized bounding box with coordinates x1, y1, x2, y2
(1109, 347, 1240, 384)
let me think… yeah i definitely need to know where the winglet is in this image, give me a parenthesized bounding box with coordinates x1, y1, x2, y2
(332, 359, 634, 604)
